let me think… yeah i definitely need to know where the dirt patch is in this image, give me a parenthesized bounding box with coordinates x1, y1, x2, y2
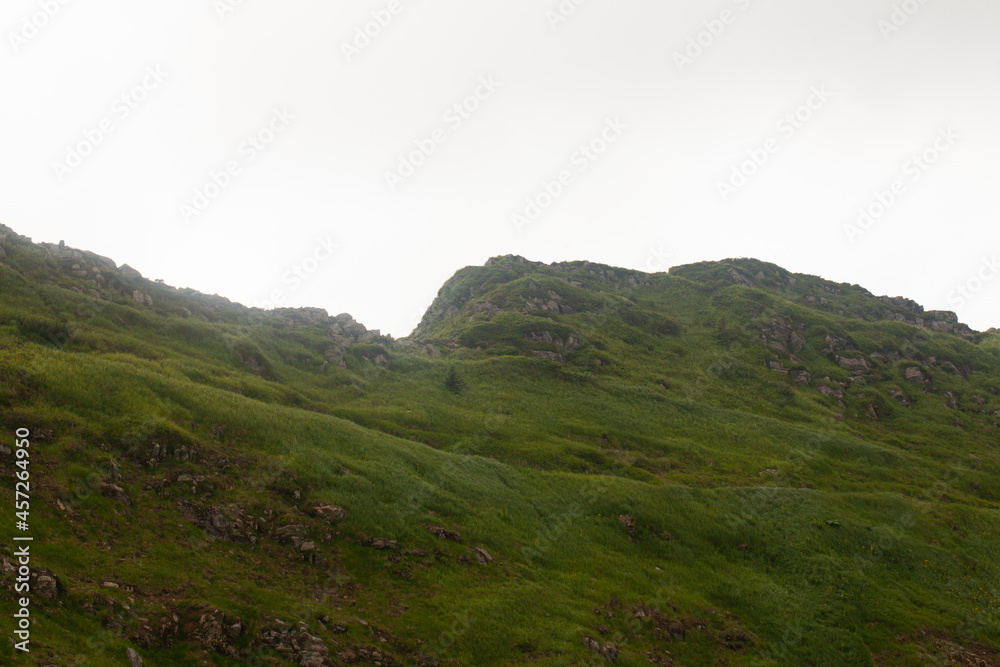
(873, 628, 998, 667)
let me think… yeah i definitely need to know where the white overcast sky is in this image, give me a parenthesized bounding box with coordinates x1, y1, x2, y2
(2, 0, 999, 336)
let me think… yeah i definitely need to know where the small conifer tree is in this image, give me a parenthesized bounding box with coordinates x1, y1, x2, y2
(444, 366, 465, 394)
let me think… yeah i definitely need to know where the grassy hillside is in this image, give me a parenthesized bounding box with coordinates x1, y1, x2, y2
(1, 227, 999, 666)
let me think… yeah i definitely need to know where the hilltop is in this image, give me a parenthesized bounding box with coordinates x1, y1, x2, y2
(1, 226, 999, 666)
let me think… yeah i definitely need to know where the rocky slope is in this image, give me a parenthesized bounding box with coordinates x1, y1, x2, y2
(1, 228, 999, 666)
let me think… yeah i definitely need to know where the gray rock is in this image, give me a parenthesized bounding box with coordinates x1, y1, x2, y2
(890, 389, 911, 406)
(428, 524, 463, 543)
(119, 264, 142, 279)
(100, 482, 132, 507)
(35, 574, 60, 600)
(311, 504, 347, 522)
(789, 370, 812, 385)
(583, 635, 620, 662)
(525, 331, 553, 345)
(127, 648, 143, 667)
(837, 356, 873, 373)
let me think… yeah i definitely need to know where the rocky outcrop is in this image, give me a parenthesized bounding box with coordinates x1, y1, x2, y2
(126, 647, 143, 667)
(100, 482, 133, 506)
(336, 644, 395, 664)
(877, 297, 975, 339)
(260, 620, 331, 666)
(363, 537, 398, 550)
(178, 607, 244, 659)
(789, 370, 812, 385)
(311, 503, 347, 523)
(762, 317, 806, 354)
(472, 547, 494, 564)
(889, 388, 912, 406)
(177, 501, 261, 544)
(583, 635, 620, 662)
(322, 312, 390, 367)
(726, 267, 756, 288)
(904, 366, 928, 384)
(428, 525, 463, 543)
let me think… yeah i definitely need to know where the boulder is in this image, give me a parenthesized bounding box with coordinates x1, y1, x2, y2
(836, 356, 873, 373)
(428, 525, 463, 543)
(789, 370, 812, 385)
(126, 648, 143, 667)
(311, 503, 347, 523)
(583, 635, 620, 662)
(34, 571, 63, 600)
(889, 389, 911, 406)
(191, 608, 242, 658)
(363, 537, 398, 550)
(119, 264, 142, 279)
(100, 482, 132, 507)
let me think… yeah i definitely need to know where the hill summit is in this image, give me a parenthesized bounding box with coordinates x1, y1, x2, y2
(1, 225, 999, 665)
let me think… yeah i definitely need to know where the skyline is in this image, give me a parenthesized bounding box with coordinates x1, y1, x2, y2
(3, 0, 999, 336)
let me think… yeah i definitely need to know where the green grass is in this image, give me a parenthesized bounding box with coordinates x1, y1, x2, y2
(0, 233, 999, 665)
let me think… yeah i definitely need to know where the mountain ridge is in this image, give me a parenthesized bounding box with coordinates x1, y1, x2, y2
(4, 224, 987, 346)
(1, 222, 1000, 665)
